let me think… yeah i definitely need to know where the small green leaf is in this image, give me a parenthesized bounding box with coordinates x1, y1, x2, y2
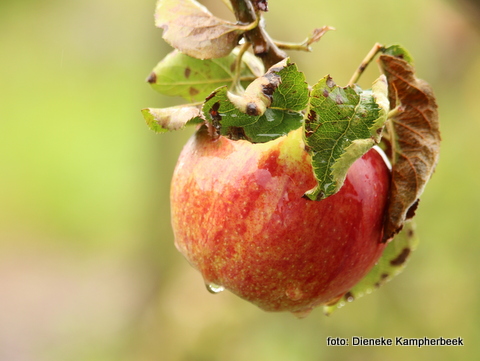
(382, 44, 414, 64)
(142, 105, 203, 133)
(147, 50, 263, 102)
(202, 59, 309, 142)
(303, 75, 389, 200)
(155, 0, 247, 59)
(323, 219, 419, 315)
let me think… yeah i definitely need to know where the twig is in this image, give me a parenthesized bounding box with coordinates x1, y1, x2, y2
(348, 43, 384, 86)
(230, 41, 252, 94)
(275, 26, 335, 52)
(230, 0, 287, 68)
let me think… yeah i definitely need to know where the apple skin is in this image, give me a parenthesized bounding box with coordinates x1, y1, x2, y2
(171, 125, 390, 315)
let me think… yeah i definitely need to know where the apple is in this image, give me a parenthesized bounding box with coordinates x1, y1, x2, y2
(170, 125, 390, 316)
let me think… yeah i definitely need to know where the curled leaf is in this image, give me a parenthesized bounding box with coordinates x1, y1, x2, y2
(142, 105, 202, 133)
(155, 0, 249, 59)
(202, 58, 309, 142)
(303, 75, 389, 200)
(379, 47, 441, 242)
(147, 50, 263, 102)
(305, 26, 335, 48)
(323, 219, 418, 315)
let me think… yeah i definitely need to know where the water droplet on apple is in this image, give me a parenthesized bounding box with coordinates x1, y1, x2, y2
(206, 283, 225, 294)
(291, 307, 313, 319)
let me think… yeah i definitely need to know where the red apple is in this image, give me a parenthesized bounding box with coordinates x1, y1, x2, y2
(170, 125, 390, 316)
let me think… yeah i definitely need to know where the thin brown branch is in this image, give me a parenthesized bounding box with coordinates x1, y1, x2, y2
(230, 0, 286, 68)
(348, 43, 385, 86)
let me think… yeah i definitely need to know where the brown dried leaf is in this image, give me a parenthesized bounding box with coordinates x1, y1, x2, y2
(155, 0, 246, 59)
(378, 53, 441, 242)
(306, 26, 335, 47)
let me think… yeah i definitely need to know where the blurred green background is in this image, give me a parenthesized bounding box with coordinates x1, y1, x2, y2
(1, 0, 479, 360)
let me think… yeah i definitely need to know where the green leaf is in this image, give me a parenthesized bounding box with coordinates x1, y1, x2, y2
(142, 105, 203, 133)
(381, 44, 414, 64)
(202, 59, 309, 142)
(243, 109, 304, 143)
(147, 50, 263, 102)
(323, 219, 419, 315)
(303, 75, 389, 200)
(155, 0, 248, 59)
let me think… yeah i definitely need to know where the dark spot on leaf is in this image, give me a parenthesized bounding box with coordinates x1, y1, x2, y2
(184, 67, 191, 78)
(407, 228, 415, 238)
(209, 102, 222, 130)
(344, 292, 354, 302)
(307, 110, 317, 123)
(246, 102, 260, 116)
(375, 274, 390, 288)
(189, 87, 199, 97)
(205, 91, 217, 102)
(146, 72, 156, 84)
(390, 248, 411, 266)
(406, 199, 420, 219)
(263, 72, 282, 92)
(322, 89, 329, 97)
(262, 83, 277, 100)
(335, 94, 344, 105)
(326, 76, 335, 88)
(227, 126, 248, 140)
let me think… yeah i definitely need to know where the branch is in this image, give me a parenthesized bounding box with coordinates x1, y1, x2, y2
(230, 0, 287, 68)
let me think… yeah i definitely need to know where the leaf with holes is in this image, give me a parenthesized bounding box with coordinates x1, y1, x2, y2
(378, 45, 441, 242)
(302, 75, 389, 200)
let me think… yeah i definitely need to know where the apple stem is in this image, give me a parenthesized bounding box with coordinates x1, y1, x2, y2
(230, 41, 251, 94)
(230, 0, 287, 68)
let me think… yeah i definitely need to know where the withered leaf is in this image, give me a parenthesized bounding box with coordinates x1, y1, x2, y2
(378, 51, 441, 242)
(305, 26, 335, 49)
(155, 0, 247, 59)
